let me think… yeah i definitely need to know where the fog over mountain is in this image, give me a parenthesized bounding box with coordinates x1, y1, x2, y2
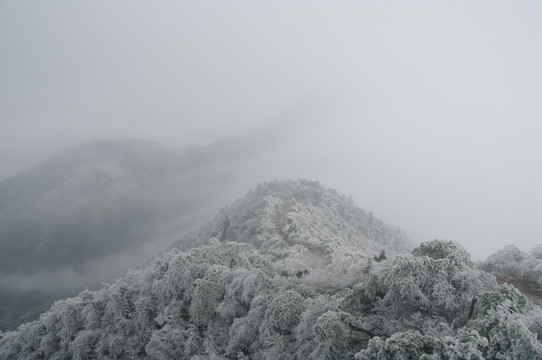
(0, 98, 329, 281)
(0, 107, 338, 330)
(0, 97, 540, 329)
(0, 0, 540, 352)
(1, 1, 539, 263)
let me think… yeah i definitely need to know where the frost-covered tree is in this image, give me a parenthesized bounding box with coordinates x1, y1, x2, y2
(311, 311, 357, 359)
(472, 284, 542, 358)
(189, 265, 229, 326)
(261, 290, 305, 339)
(378, 240, 494, 325)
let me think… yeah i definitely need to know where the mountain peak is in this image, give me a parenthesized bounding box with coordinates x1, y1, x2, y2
(176, 179, 412, 264)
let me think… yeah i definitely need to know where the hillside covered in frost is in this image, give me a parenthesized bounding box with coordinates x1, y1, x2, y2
(175, 180, 411, 264)
(1, 180, 541, 359)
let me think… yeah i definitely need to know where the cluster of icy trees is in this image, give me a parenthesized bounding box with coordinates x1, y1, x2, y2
(479, 244, 542, 286)
(1, 239, 541, 359)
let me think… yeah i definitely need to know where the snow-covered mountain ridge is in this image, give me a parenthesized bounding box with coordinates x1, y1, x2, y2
(1, 180, 541, 359)
(176, 180, 411, 263)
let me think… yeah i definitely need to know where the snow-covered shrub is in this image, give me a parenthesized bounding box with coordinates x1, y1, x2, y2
(480, 244, 542, 285)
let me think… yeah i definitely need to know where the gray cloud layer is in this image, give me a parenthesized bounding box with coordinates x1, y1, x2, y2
(0, 1, 540, 259)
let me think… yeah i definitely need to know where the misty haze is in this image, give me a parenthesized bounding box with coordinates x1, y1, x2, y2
(0, 1, 541, 359)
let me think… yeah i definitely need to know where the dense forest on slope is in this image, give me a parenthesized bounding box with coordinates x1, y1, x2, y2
(1, 239, 540, 359)
(1, 180, 541, 359)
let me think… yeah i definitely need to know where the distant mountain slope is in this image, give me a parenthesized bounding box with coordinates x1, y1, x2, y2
(0, 136, 273, 276)
(0, 97, 333, 277)
(0, 139, 184, 274)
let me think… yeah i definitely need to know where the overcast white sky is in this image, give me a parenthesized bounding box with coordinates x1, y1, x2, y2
(0, 1, 540, 259)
